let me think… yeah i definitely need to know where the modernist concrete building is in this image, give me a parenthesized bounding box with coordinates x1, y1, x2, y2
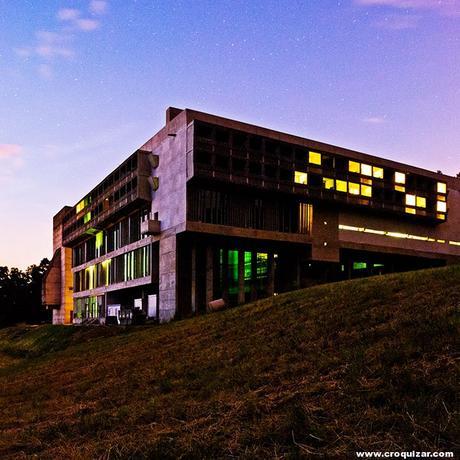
(42, 107, 460, 325)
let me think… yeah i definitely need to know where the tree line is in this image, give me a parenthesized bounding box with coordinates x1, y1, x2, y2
(0, 259, 51, 327)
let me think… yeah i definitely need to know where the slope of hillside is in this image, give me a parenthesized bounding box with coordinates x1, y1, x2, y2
(0, 266, 459, 459)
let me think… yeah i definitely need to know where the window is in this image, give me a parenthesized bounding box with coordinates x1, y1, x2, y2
(405, 207, 416, 215)
(437, 201, 447, 213)
(309, 151, 321, 165)
(416, 196, 426, 208)
(336, 180, 347, 193)
(395, 185, 405, 193)
(361, 185, 372, 197)
(361, 164, 372, 177)
(323, 177, 334, 190)
(405, 194, 416, 206)
(294, 171, 308, 185)
(348, 182, 360, 195)
(76, 200, 85, 213)
(349, 161, 360, 173)
(84, 212, 91, 224)
(395, 172, 406, 184)
(373, 167, 384, 179)
(437, 182, 447, 194)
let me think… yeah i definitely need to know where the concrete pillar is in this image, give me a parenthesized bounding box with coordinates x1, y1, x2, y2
(238, 250, 245, 305)
(205, 246, 214, 307)
(191, 244, 196, 313)
(159, 234, 177, 322)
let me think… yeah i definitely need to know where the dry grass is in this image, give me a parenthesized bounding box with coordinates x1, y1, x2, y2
(0, 266, 459, 459)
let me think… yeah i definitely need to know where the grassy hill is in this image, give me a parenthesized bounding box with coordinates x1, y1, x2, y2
(0, 266, 459, 459)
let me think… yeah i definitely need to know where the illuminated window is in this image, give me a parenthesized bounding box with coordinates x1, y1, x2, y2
(294, 171, 308, 185)
(309, 151, 321, 165)
(353, 262, 367, 270)
(373, 167, 384, 179)
(336, 180, 347, 193)
(323, 177, 334, 190)
(437, 182, 447, 194)
(84, 212, 92, 224)
(437, 201, 447, 213)
(361, 177, 372, 185)
(437, 195, 446, 202)
(348, 182, 360, 195)
(437, 213, 446, 220)
(395, 185, 405, 193)
(395, 172, 406, 184)
(361, 184, 372, 197)
(361, 164, 372, 177)
(405, 194, 416, 206)
(76, 200, 85, 213)
(405, 207, 416, 215)
(416, 196, 426, 208)
(349, 161, 360, 173)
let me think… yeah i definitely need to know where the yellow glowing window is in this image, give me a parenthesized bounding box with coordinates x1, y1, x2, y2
(294, 171, 308, 185)
(361, 164, 372, 176)
(76, 200, 85, 213)
(437, 182, 447, 194)
(361, 178, 372, 185)
(437, 201, 447, 213)
(395, 185, 405, 193)
(405, 194, 416, 206)
(348, 182, 360, 195)
(361, 185, 372, 197)
(437, 213, 446, 220)
(309, 151, 321, 165)
(336, 180, 347, 192)
(373, 167, 384, 179)
(349, 161, 360, 173)
(437, 195, 446, 202)
(323, 177, 334, 190)
(405, 207, 416, 215)
(416, 196, 426, 208)
(395, 172, 406, 184)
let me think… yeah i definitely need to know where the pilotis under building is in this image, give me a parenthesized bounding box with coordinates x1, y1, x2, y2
(42, 107, 460, 325)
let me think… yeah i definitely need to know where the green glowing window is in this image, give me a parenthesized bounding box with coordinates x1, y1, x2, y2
(437, 182, 447, 194)
(308, 151, 321, 165)
(95, 231, 104, 250)
(294, 171, 308, 185)
(361, 185, 372, 197)
(244, 251, 252, 281)
(416, 196, 426, 208)
(373, 263, 384, 268)
(228, 250, 239, 295)
(395, 172, 406, 184)
(349, 161, 360, 173)
(348, 182, 360, 195)
(373, 167, 384, 179)
(361, 164, 372, 177)
(323, 177, 334, 190)
(256, 253, 268, 279)
(84, 212, 91, 224)
(336, 180, 347, 193)
(353, 262, 367, 270)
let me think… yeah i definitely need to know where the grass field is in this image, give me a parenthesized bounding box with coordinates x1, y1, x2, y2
(0, 266, 459, 459)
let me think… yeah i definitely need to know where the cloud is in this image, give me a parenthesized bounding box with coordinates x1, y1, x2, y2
(0, 144, 22, 159)
(38, 64, 53, 79)
(363, 116, 387, 124)
(374, 13, 420, 29)
(34, 30, 74, 59)
(90, 0, 108, 15)
(75, 18, 100, 31)
(57, 8, 80, 21)
(354, 0, 460, 17)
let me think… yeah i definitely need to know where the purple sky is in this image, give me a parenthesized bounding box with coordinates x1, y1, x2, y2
(1, 0, 459, 269)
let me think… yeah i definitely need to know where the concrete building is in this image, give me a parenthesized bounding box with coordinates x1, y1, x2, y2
(42, 107, 460, 325)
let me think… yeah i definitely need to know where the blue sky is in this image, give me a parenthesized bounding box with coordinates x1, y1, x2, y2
(1, 0, 459, 268)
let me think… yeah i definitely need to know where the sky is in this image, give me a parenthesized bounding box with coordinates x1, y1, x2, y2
(0, 0, 459, 269)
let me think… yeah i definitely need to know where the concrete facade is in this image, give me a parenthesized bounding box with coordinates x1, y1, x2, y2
(43, 107, 460, 325)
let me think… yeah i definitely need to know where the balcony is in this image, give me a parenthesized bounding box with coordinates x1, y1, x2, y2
(141, 219, 161, 235)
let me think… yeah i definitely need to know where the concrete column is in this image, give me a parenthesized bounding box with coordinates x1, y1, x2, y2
(159, 234, 177, 322)
(205, 246, 214, 307)
(191, 244, 196, 314)
(238, 250, 245, 305)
